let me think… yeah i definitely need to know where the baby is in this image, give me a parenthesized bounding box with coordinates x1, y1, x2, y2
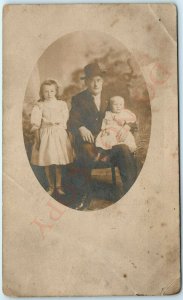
(95, 96, 137, 160)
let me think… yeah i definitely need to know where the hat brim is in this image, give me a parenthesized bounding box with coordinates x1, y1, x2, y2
(80, 71, 106, 80)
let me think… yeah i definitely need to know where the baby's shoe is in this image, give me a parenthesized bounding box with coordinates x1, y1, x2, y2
(101, 155, 110, 162)
(47, 186, 54, 196)
(56, 186, 65, 196)
(94, 153, 101, 162)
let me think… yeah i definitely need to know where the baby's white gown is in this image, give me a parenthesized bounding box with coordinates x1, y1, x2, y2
(31, 99, 74, 166)
(95, 110, 137, 152)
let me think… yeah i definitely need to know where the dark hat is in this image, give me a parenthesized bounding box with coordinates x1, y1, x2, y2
(80, 63, 106, 80)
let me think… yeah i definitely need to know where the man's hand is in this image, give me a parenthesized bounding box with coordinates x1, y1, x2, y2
(116, 124, 130, 142)
(79, 126, 94, 143)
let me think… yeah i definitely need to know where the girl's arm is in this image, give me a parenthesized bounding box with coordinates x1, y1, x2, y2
(62, 102, 69, 129)
(34, 129, 40, 151)
(30, 103, 42, 150)
(30, 104, 42, 131)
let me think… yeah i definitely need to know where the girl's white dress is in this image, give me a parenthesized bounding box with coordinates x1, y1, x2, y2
(31, 99, 75, 166)
(95, 110, 137, 152)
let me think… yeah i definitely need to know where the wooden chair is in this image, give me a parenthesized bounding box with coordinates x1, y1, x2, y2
(92, 159, 117, 186)
(69, 132, 117, 186)
(92, 151, 138, 187)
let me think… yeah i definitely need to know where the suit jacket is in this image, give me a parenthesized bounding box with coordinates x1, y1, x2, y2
(68, 89, 109, 139)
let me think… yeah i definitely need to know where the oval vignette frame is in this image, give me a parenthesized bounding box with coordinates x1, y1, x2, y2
(22, 30, 152, 211)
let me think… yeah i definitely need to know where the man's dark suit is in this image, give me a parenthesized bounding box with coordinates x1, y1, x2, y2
(68, 89, 108, 140)
(68, 89, 137, 207)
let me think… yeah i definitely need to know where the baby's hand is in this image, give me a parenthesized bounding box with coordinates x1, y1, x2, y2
(114, 116, 125, 126)
(117, 119, 125, 126)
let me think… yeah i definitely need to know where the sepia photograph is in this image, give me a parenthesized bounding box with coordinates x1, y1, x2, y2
(3, 4, 180, 296)
(23, 31, 151, 211)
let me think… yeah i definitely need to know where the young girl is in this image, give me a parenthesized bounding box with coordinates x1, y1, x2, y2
(30, 79, 75, 196)
(95, 96, 137, 160)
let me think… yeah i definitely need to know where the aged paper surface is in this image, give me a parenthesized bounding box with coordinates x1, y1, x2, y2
(3, 4, 180, 296)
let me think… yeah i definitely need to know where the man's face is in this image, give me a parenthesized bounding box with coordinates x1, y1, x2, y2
(85, 76, 104, 96)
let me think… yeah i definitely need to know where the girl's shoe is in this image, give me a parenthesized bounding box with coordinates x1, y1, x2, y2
(47, 186, 54, 196)
(56, 186, 65, 196)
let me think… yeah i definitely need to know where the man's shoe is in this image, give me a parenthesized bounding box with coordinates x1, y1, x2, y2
(75, 192, 91, 210)
(75, 201, 85, 210)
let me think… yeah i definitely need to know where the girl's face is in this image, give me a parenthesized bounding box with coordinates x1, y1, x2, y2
(42, 84, 57, 100)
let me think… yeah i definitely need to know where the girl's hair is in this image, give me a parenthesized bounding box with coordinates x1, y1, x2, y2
(39, 79, 60, 100)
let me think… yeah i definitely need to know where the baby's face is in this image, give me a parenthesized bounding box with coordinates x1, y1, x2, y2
(111, 99, 123, 113)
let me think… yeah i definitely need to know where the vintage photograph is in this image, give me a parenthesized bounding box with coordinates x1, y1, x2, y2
(4, 4, 180, 297)
(23, 31, 151, 211)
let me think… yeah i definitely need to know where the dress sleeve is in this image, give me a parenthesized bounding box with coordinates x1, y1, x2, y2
(61, 101, 69, 128)
(124, 110, 136, 123)
(123, 110, 138, 134)
(30, 103, 42, 131)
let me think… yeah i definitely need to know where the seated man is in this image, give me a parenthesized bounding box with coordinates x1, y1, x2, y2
(68, 63, 137, 210)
